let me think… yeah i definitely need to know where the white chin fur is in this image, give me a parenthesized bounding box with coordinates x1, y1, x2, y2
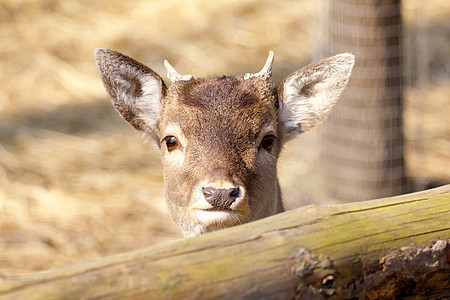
(194, 209, 236, 225)
(181, 210, 242, 237)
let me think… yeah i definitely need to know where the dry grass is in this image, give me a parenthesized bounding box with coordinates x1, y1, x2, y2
(0, 0, 449, 275)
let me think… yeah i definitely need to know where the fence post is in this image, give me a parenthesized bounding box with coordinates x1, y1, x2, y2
(318, 0, 407, 202)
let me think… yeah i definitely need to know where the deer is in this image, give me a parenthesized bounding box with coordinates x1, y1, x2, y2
(95, 49, 354, 237)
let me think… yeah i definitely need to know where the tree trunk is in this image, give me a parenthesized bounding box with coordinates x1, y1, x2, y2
(318, 0, 407, 202)
(0, 185, 449, 299)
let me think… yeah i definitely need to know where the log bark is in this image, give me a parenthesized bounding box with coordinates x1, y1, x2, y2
(0, 185, 449, 299)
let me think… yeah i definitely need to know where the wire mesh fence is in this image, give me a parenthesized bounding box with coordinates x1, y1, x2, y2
(279, 0, 449, 207)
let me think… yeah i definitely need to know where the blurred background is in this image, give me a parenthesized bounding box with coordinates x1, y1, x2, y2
(0, 0, 448, 275)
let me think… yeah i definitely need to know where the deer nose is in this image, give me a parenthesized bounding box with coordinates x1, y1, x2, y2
(202, 186, 241, 210)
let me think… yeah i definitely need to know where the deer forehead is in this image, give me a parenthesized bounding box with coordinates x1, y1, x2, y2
(159, 76, 279, 144)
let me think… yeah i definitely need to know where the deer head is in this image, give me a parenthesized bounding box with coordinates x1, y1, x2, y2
(95, 49, 354, 237)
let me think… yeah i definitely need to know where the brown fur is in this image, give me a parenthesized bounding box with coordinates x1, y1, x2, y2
(95, 48, 354, 237)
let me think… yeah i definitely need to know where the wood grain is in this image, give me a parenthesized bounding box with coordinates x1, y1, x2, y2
(0, 185, 449, 299)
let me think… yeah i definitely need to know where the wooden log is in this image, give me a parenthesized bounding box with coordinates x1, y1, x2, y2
(0, 185, 449, 299)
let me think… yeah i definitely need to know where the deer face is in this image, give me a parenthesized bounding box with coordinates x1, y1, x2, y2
(159, 77, 282, 235)
(95, 49, 354, 237)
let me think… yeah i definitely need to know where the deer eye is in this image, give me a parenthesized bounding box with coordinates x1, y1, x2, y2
(260, 135, 278, 151)
(162, 136, 180, 152)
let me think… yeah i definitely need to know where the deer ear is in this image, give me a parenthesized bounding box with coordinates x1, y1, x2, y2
(95, 48, 166, 141)
(278, 53, 354, 141)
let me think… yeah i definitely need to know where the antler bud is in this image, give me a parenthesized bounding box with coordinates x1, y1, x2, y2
(164, 60, 194, 82)
(244, 51, 274, 80)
